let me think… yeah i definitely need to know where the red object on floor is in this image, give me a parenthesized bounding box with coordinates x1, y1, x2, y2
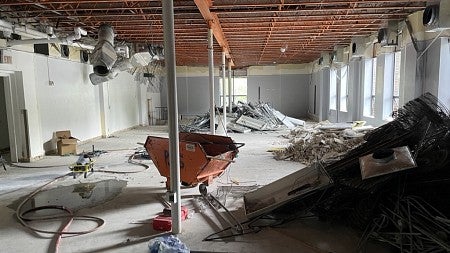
(153, 215, 172, 231)
(152, 206, 189, 231)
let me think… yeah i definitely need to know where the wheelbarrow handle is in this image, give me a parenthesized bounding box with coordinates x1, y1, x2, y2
(233, 142, 245, 149)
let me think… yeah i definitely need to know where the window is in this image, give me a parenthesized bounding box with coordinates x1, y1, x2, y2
(219, 77, 247, 106)
(363, 58, 377, 117)
(339, 66, 348, 112)
(329, 69, 337, 110)
(392, 51, 401, 117)
(371, 58, 377, 116)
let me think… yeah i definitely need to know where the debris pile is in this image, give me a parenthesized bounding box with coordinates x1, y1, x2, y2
(179, 114, 212, 132)
(245, 93, 450, 252)
(179, 102, 305, 132)
(273, 122, 368, 165)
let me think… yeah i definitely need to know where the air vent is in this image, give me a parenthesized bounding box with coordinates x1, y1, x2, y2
(350, 37, 366, 58)
(319, 52, 331, 67)
(34, 44, 49, 56)
(80, 50, 89, 63)
(423, 1, 450, 32)
(60, 44, 70, 58)
(332, 46, 346, 64)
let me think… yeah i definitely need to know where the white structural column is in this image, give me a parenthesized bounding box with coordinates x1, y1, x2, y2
(228, 59, 232, 113)
(222, 51, 227, 133)
(208, 27, 215, 135)
(161, 0, 181, 234)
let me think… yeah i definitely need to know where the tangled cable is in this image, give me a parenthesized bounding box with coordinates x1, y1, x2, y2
(15, 151, 151, 253)
(15, 173, 105, 253)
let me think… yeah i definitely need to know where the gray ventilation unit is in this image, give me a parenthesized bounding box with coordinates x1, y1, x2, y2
(423, 0, 450, 32)
(378, 21, 399, 47)
(332, 46, 346, 64)
(350, 37, 366, 58)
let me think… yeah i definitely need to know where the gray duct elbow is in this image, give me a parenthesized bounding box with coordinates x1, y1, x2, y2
(90, 24, 117, 76)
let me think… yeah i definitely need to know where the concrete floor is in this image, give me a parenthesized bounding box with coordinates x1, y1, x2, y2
(0, 126, 390, 253)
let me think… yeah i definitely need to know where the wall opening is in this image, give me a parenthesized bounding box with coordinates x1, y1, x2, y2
(220, 77, 247, 106)
(0, 77, 10, 157)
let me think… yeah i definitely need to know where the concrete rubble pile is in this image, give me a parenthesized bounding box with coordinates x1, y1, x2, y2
(273, 122, 368, 165)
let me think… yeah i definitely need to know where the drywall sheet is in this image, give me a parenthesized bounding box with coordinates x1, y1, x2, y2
(248, 74, 309, 118)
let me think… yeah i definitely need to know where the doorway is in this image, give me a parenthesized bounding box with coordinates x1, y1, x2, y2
(0, 77, 10, 157)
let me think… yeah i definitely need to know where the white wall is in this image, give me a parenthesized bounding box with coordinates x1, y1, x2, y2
(106, 72, 142, 133)
(168, 64, 312, 118)
(34, 55, 102, 151)
(309, 68, 325, 121)
(0, 48, 147, 159)
(247, 74, 310, 118)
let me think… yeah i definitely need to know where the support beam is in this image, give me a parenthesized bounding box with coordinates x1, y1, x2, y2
(208, 28, 216, 135)
(228, 59, 233, 114)
(194, 0, 234, 66)
(162, 0, 181, 234)
(222, 50, 227, 133)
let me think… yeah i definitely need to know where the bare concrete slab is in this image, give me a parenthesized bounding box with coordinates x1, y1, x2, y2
(0, 126, 390, 253)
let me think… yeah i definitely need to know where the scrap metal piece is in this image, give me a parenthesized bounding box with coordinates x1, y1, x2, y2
(359, 146, 416, 180)
(199, 184, 244, 236)
(286, 116, 305, 126)
(244, 163, 332, 218)
(236, 115, 268, 130)
(227, 122, 251, 133)
(270, 106, 295, 129)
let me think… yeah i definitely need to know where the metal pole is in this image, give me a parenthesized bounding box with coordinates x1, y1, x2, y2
(162, 0, 181, 234)
(228, 59, 232, 113)
(208, 27, 215, 135)
(222, 51, 227, 133)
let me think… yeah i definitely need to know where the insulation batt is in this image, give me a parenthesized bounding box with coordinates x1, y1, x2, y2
(274, 122, 366, 165)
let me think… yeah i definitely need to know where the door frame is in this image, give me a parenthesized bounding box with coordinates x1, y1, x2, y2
(0, 71, 23, 162)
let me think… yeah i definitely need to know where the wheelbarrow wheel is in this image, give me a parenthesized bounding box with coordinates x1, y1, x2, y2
(182, 181, 198, 188)
(84, 172, 87, 178)
(72, 172, 76, 179)
(199, 183, 207, 196)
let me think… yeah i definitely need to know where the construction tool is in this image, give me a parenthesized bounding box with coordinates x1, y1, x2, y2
(69, 154, 94, 178)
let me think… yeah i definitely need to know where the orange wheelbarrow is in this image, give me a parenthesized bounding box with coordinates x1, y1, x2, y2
(144, 132, 244, 188)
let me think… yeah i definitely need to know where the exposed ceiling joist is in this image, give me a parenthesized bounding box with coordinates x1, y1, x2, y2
(0, 0, 428, 67)
(194, 0, 234, 66)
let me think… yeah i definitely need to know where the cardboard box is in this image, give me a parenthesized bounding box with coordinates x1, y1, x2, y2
(56, 130, 78, 155)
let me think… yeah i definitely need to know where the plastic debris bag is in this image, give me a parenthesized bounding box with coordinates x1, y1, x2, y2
(148, 235, 190, 253)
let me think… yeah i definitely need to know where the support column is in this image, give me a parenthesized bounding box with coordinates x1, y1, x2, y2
(228, 59, 232, 113)
(222, 51, 227, 133)
(162, 0, 181, 234)
(208, 27, 215, 135)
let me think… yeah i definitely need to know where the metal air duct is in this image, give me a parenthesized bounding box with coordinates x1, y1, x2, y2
(89, 24, 117, 76)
